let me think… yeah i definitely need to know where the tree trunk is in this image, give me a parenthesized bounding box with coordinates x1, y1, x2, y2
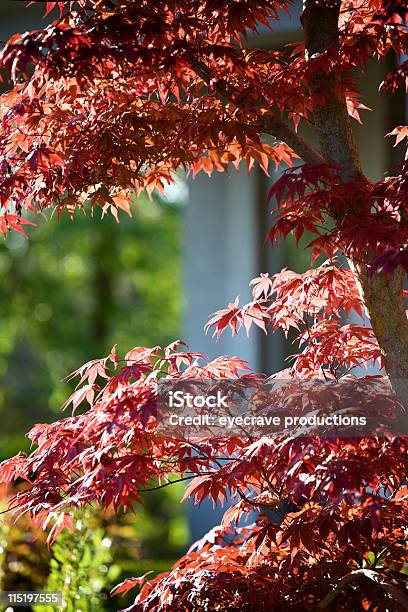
(302, 0, 408, 427)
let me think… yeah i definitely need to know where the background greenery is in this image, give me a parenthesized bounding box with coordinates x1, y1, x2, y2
(0, 195, 188, 610)
(0, 197, 182, 456)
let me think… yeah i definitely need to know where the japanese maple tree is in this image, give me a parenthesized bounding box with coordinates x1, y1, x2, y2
(0, 0, 407, 609)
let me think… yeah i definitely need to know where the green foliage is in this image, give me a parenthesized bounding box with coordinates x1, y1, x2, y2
(0, 516, 9, 588)
(0, 493, 49, 594)
(93, 481, 189, 609)
(0, 197, 182, 458)
(35, 509, 120, 612)
(0, 491, 184, 611)
(0, 194, 187, 606)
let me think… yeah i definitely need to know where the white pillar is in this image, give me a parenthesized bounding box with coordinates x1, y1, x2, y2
(184, 168, 260, 540)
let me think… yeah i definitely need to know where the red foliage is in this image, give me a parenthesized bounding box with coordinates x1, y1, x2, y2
(0, 1, 407, 610)
(0, 340, 406, 609)
(0, 0, 405, 237)
(207, 263, 380, 378)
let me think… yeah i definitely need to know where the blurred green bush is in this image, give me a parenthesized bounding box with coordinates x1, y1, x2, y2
(0, 197, 182, 457)
(0, 195, 188, 609)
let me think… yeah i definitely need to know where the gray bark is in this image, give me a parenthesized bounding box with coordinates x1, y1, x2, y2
(302, 0, 408, 420)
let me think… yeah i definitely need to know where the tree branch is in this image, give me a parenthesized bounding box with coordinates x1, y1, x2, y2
(189, 59, 324, 165)
(140, 472, 214, 493)
(302, 0, 408, 407)
(302, 0, 362, 181)
(316, 569, 408, 609)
